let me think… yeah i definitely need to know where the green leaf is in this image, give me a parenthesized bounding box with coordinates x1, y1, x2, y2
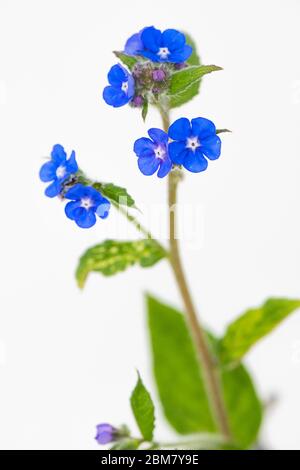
(146, 295, 262, 449)
(94, 182, 135, 208)
(216, 128, 231, 134)
(147, 295, 216, 434)
(76, 240, 166, 288)
(142, 100, 148, 121)
(113, 51, 138, 70)
(219, 298, 300, 365)
(222, 364, 262, 449)
(169, 65, 222, 108)
(130, 372, 155, 441)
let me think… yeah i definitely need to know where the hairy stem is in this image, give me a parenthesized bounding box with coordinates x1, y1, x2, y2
(161, 109, 231, 439)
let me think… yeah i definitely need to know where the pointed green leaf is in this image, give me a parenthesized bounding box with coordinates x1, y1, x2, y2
(113, 51, 138, 70)
(142, 100, 148, 121)
(169, 65, 222, 108)
(76, 240, 166, 288)
(219, 298, 300, 365)
(94, 182, 135, 208)
(130, 373, 155, 441)
(147, 295, 262, 449)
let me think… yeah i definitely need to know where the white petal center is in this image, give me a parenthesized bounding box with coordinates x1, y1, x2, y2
(186, 136, 200, 152)
(80, 197, 93, 209)
(154, 145, 165, 160)
(157, 47, 170, 59)
(121, 81, 128, 93)
(56, 165, 66, 178)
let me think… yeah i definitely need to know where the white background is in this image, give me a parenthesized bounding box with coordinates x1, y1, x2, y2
(0, 0, 300, 450)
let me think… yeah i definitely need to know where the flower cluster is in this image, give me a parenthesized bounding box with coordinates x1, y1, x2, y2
(103, 26, 192, 109)
(133, 117, 221, 177)
(39, 145, 111, 228)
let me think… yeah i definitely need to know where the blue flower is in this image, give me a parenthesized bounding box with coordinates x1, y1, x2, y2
(139, 27, 192, 63)
(95, 423, 117, 445)
(168, 117, 221, 173)
(103, 64, 135, 107)
(64, 184, 110, 228)
(134, 128, 172, 178)
(39, 144, 78, 197)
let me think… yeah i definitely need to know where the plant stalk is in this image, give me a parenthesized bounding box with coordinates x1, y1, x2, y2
(161, 108, 231, 440)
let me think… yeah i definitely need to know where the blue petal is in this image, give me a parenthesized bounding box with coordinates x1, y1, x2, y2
(65, 150, 78, 174)
(141, 26, 161, 52)
(183, 149, 208, 173)
(51, 144, 67, 164)
(191, 117, 216, 139)
(148, 128, 168, 145)
(96, 199, 111, 219)
(201, 135, 221, 160)
(168, 141, 187, 164)
(169, 45, 193, 63)
(162, 29, 186, 52)
(75, 208, 97, 228)
(65, 201, 81, 220)
(157, 158, 172, 178)
(64, 183, 86, 200)
(107, 64, 127, 87)
(137, 156, 160, 176)
(138, 50, 160, 62)
(103, 86, 129, 107)
(124, 32, 143, 55)
(127, 74, 135, 100)
(45, 180, 61, 198)
(168, 118, 191, 141)
(134, 137, 155, 157)
(39, 161, 57, 182)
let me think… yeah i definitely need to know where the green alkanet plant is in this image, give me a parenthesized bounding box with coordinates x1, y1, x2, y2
(39, 26, 300, 450)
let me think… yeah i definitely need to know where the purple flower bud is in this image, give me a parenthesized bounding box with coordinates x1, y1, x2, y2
(132, 95, 144, 107)
(174, 62, 188, 70)
(95, 423, 116, 445)
(152, 69, 166, 82)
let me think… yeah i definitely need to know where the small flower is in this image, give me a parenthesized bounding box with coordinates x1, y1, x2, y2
(95, 423, 117, 445)
(168, 117, 221, 173)
(134, 128, 172, 178)
(64, 184, 110, 228)
(39, 144, 78, 197)
(103, 64, 135, 108)
(139, 27, 192, 63)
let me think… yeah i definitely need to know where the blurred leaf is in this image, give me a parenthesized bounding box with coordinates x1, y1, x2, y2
(94, 182, 136, 208)
(169, 64, 222, 108)
(76, 240, 166, 288)
(142, 100, 148, 121)
(147, 295, 216, 434)
(185, 33, 201, 67)
(216, 128, 231, 134)
(219, 298, 300, 365)
(111, 439, 141, 450)
(147, 295, 262, 449)
(222, 364, 262, 449)
(130, 372, 155, 441)
(113, 51, 138, 70)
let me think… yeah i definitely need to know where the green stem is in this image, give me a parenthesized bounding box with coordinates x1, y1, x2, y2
(161, 109, 232, 440)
